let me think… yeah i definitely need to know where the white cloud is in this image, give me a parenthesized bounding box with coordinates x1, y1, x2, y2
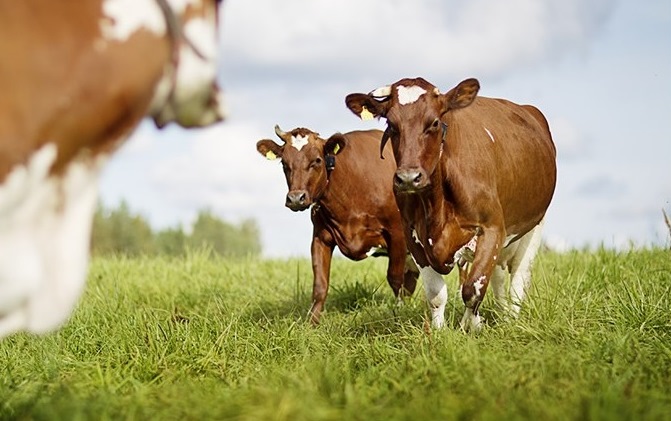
(98, 0, 671, 256)
(220, 0, 615, 83)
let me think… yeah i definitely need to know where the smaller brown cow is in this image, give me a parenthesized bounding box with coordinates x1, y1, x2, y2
(256, 125, 418, 324)
(345, 77, 557, 331)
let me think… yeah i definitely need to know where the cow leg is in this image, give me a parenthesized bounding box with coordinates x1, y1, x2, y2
(417, 264, 448, 328)
(386, 237, 410, 303)
(489, 265, 508, 313)
(508, 220, 544, 317)
(460, 225, 504, 332)
(403, 253, 419, 296)
(309, 235, 334, 325)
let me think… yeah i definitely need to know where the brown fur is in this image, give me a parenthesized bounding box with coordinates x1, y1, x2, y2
(0, 0, 222, 179)
(257, 128, 418, 324)
(346, 77, 557, 317)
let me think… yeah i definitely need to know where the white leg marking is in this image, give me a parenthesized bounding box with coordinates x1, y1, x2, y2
(459, 307, 482, 332)
(418, 265, 447, 329)
(490, 265, 508, 311)
(0, 146, 108, 338)
(508, 220, 544, 317)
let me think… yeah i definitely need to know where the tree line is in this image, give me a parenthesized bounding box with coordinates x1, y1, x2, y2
(91, 201, 262, 258)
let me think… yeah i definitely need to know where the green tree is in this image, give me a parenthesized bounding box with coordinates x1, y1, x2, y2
(155, 226, 188, 256)
(91, 201, 154, 256)
(189, 210, 261, 258)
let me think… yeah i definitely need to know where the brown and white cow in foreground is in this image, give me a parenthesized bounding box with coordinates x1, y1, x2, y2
(257, 126, 418, 324)
(0, 0, 226, 338)
(346, 77, 556, 330)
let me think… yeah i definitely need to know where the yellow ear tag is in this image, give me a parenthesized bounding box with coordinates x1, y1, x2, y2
(360, 107, 374, 121)
(265, 151, 277, 160)
(332, 143, 340, 154)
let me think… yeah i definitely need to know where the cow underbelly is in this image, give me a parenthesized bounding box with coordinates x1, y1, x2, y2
(0, 144, 107, 337)
(334, 227, 387, 261)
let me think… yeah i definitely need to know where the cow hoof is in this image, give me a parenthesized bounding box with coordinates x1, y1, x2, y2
(459, 308, 483, 332)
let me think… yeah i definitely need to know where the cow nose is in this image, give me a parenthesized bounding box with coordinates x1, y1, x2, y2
(394, 168, 424, 191)
(286, 191, 309, 211)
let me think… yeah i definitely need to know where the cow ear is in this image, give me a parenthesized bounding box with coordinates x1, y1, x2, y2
(256, 139, 283, 160)
(345, 93, 388, 120)
(324, 133, 346, 155)
(444, 78, 480, 110)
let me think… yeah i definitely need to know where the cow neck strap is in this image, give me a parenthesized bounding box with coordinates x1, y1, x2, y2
(312, 154, 337, 206)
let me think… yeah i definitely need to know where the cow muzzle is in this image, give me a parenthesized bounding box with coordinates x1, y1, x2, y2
(394, 168, 428, 193)
(286, 190, 310, 211)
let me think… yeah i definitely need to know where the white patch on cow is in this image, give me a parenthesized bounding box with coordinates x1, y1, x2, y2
(484, 127, 495, 143)
(428, 238, 433, 246)
(100, 0, 166, 42)
(417, 265, 447, 329)
(397, 85, 427, 105)
(459, 307, 482, 332)
(370, 85, 392, 98)
(166, 0, 199, 13)
(0, 145, 107, 338)
(366, 245, 385, 257)
(291, 135, 309, 151)
(411, 229, 422, 246)
(151, 8, 224, 127)
(473, 275, 486, 298)
(454, 236, 477, 265)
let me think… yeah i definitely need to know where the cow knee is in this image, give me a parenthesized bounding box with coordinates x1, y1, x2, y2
(461, 275, 487, 309)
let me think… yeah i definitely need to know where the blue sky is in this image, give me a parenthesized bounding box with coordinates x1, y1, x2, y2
(100, 0, 671, 257)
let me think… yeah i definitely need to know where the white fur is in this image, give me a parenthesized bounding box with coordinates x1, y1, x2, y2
(507, 221, 544, 316)
(291, 135, 309, 151)
(100, 0, 166, 41)
(473, 275, 486, 298)
(139, 0, 225, 127)
(459, 307, 482, 332)
(0, 145, 107, 338)
(370, 85, 392, 98)
(397, 85, 427, 105)
(418, 265, 447, 328)
(484, 127, 495, 143)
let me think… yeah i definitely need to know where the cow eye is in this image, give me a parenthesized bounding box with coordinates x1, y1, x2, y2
(311, 157, 322, 168)
(427, 119, 440, 132)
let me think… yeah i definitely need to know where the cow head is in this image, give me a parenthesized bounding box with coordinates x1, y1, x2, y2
(345, 77, 479, 193)
(149, 0, 226, 128)
(256, 125, 345, 211)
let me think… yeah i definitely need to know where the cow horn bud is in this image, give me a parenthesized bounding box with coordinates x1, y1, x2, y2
(274, 124, 287, 140)
(370, 85, 392, 98)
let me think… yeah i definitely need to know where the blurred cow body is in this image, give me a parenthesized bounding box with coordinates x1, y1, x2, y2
(346, 77, 556, 330)
(257, 126, 418, 324)
(0, 0, 225, 338)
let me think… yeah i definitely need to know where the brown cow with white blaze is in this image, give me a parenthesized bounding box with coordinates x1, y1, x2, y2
(0, 0, 225, 339)
(257, 125, 418, 324)
(346, 77, 556, 331)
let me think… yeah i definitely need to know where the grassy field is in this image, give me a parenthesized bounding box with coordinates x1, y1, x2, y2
(1, 248, 670, 420)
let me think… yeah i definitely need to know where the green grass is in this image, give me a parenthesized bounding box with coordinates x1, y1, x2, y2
(1, 248, 670, 420)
